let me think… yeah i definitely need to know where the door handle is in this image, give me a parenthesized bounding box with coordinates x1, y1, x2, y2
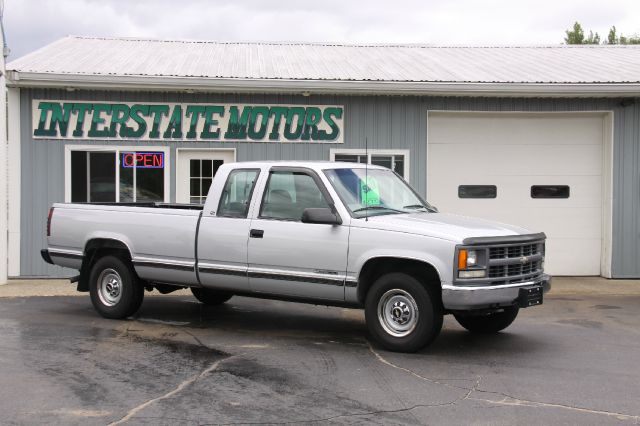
(250, 229, 264, 238)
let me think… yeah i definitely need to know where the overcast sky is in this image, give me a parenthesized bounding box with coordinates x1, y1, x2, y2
(3, 0, 640, 60)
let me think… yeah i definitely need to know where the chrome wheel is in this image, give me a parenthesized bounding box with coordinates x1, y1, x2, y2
(97, 268, 122, 307)
(377, 289, 419, 337)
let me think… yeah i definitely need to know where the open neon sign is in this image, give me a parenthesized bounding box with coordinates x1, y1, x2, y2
(122, 152, 164, 169)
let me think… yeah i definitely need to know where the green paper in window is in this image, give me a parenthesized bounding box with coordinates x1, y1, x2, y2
(360, 177, 380, 206)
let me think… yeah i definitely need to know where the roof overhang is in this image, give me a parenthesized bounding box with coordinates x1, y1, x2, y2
(7, 71, 640, 98)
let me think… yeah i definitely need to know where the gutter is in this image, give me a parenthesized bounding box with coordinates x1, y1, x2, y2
(6, 71, 640, 98)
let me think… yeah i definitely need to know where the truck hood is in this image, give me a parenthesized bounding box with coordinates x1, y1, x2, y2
(359, 212, 532, 243)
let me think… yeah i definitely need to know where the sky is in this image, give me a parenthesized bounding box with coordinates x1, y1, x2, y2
(3, 0, 640, 60)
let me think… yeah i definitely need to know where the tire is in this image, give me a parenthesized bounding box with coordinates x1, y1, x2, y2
(365, 272, 443, 353)
(454, 306, 519, 333)
(89, 255, 144, 319)
(191, 287, 233, 306)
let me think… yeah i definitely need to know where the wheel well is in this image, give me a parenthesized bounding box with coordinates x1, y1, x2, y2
(77, 239, 132, 292)
(357, 257, 441, 304)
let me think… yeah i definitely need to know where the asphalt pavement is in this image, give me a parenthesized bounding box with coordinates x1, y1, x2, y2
(0, 280, 639, 425)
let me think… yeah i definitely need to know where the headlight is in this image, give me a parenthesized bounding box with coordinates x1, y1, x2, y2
(467, 250, 477, 267)
(457, 248, 486, 279)
(458, 248, 479, 269)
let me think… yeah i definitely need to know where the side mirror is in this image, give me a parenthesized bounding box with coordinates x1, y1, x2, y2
(301, 208, 342, 225)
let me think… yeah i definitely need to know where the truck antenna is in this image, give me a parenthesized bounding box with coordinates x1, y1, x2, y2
(365, 137, 369, 222)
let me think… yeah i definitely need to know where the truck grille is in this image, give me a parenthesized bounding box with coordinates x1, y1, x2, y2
(490, 243, 539, 259)
(489, 260, 542, 278)
(487, 241, 544, 284)
(456, 237, 545, 286)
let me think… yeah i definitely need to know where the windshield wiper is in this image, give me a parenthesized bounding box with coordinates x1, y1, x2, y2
(403, 204, 437, 213)
(352, 206, 405, 214)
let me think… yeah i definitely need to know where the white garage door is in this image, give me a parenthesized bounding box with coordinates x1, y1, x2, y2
(427, 112, 605, 276)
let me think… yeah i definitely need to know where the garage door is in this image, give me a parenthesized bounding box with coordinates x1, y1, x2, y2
(427, 112, 605, 276)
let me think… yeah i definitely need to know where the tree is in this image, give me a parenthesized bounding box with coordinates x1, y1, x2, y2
(585, 30, 600, 44)
(607, 26, 618, 44)
(619, 34, 640, 45)
(566, 22, 640, 45)
(565, 22, 585, 44)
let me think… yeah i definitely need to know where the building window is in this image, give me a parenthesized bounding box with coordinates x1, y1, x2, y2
(531, 185, 570, 199)
(331, 150, 409, 179)
(190, 159, 224, 204)
(334, 154, 368, 164)
(71, 151, 116, 202)
(67, 147, 169, 203)
(458, 185, 497, 199)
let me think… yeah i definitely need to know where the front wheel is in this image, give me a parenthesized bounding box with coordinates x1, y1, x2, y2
(454, 306, 519, 333)
(89, 255, 144, 319)
(365, 272, 443, 353)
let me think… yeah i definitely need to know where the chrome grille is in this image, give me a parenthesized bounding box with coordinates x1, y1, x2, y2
(489, 261, 542, 278)
(490, 243, 540, 259)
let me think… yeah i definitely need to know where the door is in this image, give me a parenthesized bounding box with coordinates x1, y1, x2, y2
(197, 167, 261, 292)
(176, 149, 235, 203)
(248, 168, 349, 301)
(427, 112, 605, 275)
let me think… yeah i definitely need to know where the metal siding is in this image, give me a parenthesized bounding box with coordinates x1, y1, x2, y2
(612, 100, 640, 277)
(18, 89, 639, 277)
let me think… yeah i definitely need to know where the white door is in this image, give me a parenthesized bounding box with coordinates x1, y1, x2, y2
(427, 112, 605, 276)
(176, 149, 235, 203)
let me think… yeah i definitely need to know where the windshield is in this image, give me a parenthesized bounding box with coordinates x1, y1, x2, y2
(324, 168, 434, 218)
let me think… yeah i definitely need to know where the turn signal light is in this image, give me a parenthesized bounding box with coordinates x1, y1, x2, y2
(458, 249, 468, 270)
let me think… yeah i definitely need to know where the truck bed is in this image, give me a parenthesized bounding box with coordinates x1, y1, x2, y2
(47, 202, 203, 284)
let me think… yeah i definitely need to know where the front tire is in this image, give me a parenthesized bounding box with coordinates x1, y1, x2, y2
(191, 287, 233, 306)
(454, 306, 519, 333)
(89, 255, 144, 319)
(365, 272, 443, 353)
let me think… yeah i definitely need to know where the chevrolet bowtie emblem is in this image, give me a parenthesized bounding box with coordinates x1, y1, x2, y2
(520, 256, 529, 264)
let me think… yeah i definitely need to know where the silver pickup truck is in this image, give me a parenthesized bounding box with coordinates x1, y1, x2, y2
(42, 161, 550, 352)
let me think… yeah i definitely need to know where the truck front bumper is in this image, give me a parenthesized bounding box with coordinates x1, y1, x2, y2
(441, 274, 551, 311)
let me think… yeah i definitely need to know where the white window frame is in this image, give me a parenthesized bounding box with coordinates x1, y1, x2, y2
(329, 149, 411, 182)
(64, 145, 171, 203)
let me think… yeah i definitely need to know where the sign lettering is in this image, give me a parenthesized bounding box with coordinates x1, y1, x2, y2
(33, 101, 344, 143)
(121, 152, 164, 169)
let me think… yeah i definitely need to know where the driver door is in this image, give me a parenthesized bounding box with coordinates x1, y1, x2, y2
(247, 167, 349, 301)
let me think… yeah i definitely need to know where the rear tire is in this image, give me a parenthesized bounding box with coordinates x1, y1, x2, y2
(89, 255, 144, 319)
(191, 287, 233, 306)
(454, 306, 519, 333)
(365, 272, 443, 353)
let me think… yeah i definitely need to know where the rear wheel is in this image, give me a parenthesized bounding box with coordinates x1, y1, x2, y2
(454, 306, 519, 333)
(365, 272, 443, 353)
(191, 287, 233, 306)
(89, 255, 144, 319)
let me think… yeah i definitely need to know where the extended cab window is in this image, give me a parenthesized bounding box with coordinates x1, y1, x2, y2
(260, 171, 330, 220)
(217, 169, 260, 218)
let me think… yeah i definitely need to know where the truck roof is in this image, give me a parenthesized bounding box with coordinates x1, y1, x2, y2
(224, 161, 389, 172)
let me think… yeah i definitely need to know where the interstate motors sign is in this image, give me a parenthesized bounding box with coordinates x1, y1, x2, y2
(32, 101, 344, 143)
